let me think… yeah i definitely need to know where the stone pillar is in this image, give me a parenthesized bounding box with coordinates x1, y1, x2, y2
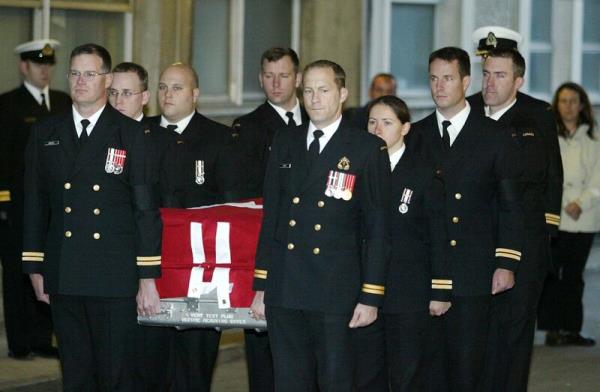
(133, 0, 193, 115)
(300, 0, 363, 106)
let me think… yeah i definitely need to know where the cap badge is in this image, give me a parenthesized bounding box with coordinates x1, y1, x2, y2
(41, 44, 54, 56)
(486, 32, 498, 48)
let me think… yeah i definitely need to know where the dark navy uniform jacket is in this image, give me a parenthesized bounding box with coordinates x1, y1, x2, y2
(232, 101, 308, 198)
(22, 105, 162, 297)
(253, 116, 391, 314)
(382, 147, 451, 314)
(468, 91, 563, 235)
(0, 85, 71, 226)
(410, 109, 523, 296)
(147, 112, 244, 208)
(468, 92, 563, 282)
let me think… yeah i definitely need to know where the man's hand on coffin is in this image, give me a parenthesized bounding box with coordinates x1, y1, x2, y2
(348, 303, 378, 328)
(137, 278, 161, 316)
(250, 291, 266, 320)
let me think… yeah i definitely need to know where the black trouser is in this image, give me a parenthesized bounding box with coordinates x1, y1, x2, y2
(266, 306, 354, 392)
(426, 295, 491, 392)
(538, 231, 595, 332)
(51, 294, 137, 392)
(244, 329, 274, 392)
(134, 325, 174, 392)
(481, 231, 549, 392)
(353, 316, 387, 391)
(384, 310, 430, 392)
(0, 224, 53, 356)
(172, 328, 222, 391)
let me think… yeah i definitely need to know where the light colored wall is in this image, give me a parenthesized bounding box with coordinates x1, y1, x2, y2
(299, 0, 363, 106)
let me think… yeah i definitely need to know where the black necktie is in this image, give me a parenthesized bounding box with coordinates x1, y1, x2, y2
(166, 124, 178, 133)
(40, 93, 49, 112)
(79, 119, 90, 148)
(286, 112, 296, 127)
(308, 129, 324, 162)
(442, 120, 451, 148)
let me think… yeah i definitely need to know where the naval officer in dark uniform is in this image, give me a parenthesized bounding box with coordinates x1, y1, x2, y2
(232, 47, 308, 392)
(0, 38, 71, 359)
(22, 43, 162, 391)
(411, 47, 523, 392)
(367, 95, 451, 391)
(233, 47, 308, 199)
(467, 27, 563, 392)
(108, 61, 172, 392)
(251, 60, 391, 392)
(147, 63, 244, 391)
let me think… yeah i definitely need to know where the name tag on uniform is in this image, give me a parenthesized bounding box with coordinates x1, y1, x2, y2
(105, 148, 127, 175)
(324, 170, 356, 201)
(43, 140, 60, 146)
(279, 163, 292, 169)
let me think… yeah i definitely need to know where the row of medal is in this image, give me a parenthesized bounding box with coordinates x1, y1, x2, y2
(105, 148, 127, 175)
(324, 170, 356, 201)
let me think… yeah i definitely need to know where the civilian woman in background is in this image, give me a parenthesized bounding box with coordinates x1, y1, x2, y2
(367, 95, 451, 391)
(538, 82, 600, 346)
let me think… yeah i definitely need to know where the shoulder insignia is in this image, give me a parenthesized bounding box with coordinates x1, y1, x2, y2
(144, 129, 151, 134)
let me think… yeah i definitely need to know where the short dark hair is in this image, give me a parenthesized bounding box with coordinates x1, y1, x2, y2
(486, 48, 526, 79)
(261, 47, 300, 73)
(367, 95, 411, 124)
(303, 60, 346, 89)
(112, 62, 148, 91)
(70, 43, 112, 73)
(553, 82, 597, 139)
(428, 46, 471, 78)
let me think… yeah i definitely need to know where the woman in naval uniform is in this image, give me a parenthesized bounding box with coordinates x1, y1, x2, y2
(367, 95, 451, 391)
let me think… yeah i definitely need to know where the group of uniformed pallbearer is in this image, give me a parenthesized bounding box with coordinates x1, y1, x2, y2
(0, 23, 563, 392)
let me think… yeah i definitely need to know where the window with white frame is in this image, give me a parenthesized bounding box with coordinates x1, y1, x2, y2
(528, 0, 553, 97)
(192, 0, 300, 112)
(0, 1, 132, 93)
(582, 0, 600, 99)
(367, 0, 438, 109)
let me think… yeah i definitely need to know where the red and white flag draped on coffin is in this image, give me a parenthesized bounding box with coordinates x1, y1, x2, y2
(156, 200, 263, 308)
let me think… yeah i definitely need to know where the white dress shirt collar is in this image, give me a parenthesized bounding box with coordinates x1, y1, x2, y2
(268, 99, 303, 126)
(435, 101, 471, 146)
(73, 105, 105, 137)
(307, 115, 343, 153)
(24, 81, 50, 110)
(389, 144, 406, 172)
(160, 111, 195, 134)
(485, 98, 517, 121)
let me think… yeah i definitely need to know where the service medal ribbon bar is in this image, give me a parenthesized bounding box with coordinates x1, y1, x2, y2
(105, 148, 127, 174)
(325, 170, 356, 201)
(399, 187, 413, 214)
(195, 160, 205, 185)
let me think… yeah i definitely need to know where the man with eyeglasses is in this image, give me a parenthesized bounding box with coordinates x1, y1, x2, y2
(22, 43, 162, 390)
(147, 62, 244, 391)
(108, 61, 172, 391)
(0, 39, 71, 361)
